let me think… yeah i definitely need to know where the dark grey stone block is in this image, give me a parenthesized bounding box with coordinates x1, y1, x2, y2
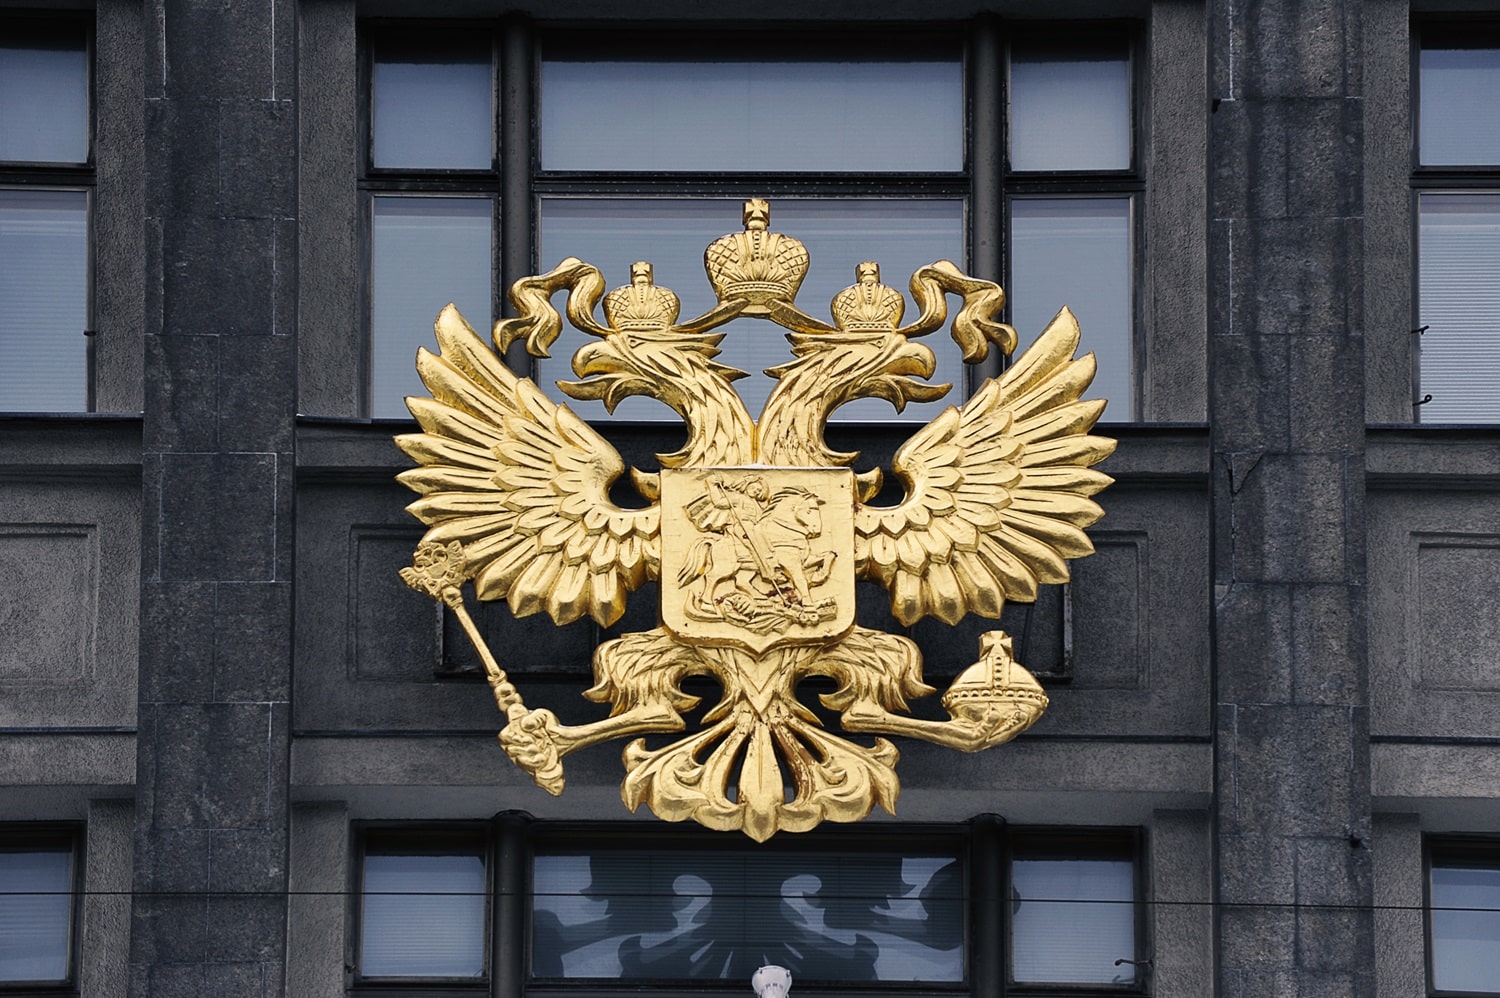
(141, 963, 207, 998)
(151, 703, 276, 829)
(146, 334, 221, 451)
(1218, 904, 1297, 969)
(159, 453, 277, 582)
(210, 828, 287, 894)
(218, 336, 294, 453)
(1212, 334, 1291, 453)
(1215, 582, 1295, 703)
(204, 896, 286, 964)
(1295, 907, 1364, 972)
(129, 896, 208, 965)
(164, 1, 273, 100)
(139, 827, 211, 893)
(1231, 0, 1351, 99)
(1289, 583, 1366, 705)
(1295, 834, 1371, 907)
(1286, 97, 1363, 220)
(218, 99, 296, 220)
(1218, 831, 1297, 905)
(145, 98, 220, 220)
(213, 582, 292, 702)
(161, 216, 276, 338)
(1232, 219, 1357, 338)
(1288, 334, 1365, 453)
(1227, 704, 1359, 836)
(200, 960, 267, 997)
(1210, 98, 1288, 222)
(1227, 454, 1353, 585)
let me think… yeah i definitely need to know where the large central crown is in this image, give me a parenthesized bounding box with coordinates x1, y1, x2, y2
(703, 198, 810, 315)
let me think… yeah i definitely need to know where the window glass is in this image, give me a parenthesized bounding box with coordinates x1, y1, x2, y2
(538, 197, 964, 421)
(0, 188, 88, 412)
(1431, 859, 1500, 992)
(1008, 36, 1130, 172)
(371, 195, 492, 418)
(1010, 856, 1135, 985)
(0, 31, 88, 164)
(360, 850, 487, 978)
(532, 848, 963, 982)
(372, 36, 492, 170)
(1419, 42, 1500, 166)
(1009, 197, 1132, 416)
(0, 845, 73, 984)
(540, 56, 962, 173)
(1417, 193, 1500, 422)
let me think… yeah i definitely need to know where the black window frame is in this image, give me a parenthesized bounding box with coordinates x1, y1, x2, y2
(1408, 17, 1500, 424)
(349, 817, 1146, 998)
(0, 12, 97, 415)
(357, 17, 1146, 422)
(1425, 835, 1500, 998)
(0, 823, 83, 996)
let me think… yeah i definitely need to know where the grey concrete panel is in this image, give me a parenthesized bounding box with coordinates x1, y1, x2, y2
(1070, 531, 1147, 690)
(1371, 814, 1425, 998)
(81, 798, 134, 998)
(351, 526, 442, 681)
(0, 525, 96, 683)
(0, 480, 139, 728)
(286, 802, 348, 998)
(297, 0, 363, 417)
(0, 733, 136, 788)
(1368, 489, 1500, 736)
(94, 0, 147, 414)
(1150, 810, 1214, 998)
(1143, 0, 1209, 422)
(1361, 0, 1415, 424)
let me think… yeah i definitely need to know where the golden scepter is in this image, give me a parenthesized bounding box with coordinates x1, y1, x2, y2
(400, 540, 563, 789)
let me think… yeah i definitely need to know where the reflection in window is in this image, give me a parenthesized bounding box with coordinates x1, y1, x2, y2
(1431, 857, 1500, 993)
(371, 195, 492, 418)
(0, 843, 74, 984)
(0, 189, 88, 412)
(371, 35, 493, 170)
(1009, 197, 1133, 416)
(532, 848, 963, 982)
(538, 198, 964, 421)
(1417, 194, 1500, 423)
(541, 56, 961, 174)
(0, 30, 89, 165)
(1010, 855, 1135, 985)
(1418, 42, 1500, 167)
(359, 849, 487, 979)
(1008, 35, 1131, 172)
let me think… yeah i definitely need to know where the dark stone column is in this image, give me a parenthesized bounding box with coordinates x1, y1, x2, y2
(1208, 2, 1373, 996)
(132, 0, 297, 994)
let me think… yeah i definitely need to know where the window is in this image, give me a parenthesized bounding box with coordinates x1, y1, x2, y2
(1413, 23, 1500, 423)
(353, 821, 1142, 997)
(354, 828, 489, 983)
(363, 22, 1139, 422)
(0, 827, 79, 989)
(0, 19, 91, 413)
(1428, 840, 1500, 995)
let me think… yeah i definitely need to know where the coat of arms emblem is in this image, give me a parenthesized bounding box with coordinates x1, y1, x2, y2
(397, 199, 1116, 839)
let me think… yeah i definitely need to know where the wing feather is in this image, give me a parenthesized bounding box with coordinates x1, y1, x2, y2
(395, 304, 658, 627)
(855, 306, 1116, 626)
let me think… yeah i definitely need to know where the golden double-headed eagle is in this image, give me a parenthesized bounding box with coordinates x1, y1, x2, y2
(397, 199, 1116, 840)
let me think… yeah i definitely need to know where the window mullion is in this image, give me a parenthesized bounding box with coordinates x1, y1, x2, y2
(499, 14, 534, 375)
(493, 811, 529, 998)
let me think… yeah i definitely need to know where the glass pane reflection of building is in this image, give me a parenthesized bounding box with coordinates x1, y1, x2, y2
(532, 849, 963, 982)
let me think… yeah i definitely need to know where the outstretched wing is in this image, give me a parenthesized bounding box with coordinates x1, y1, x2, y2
(855, 307, 1115, 626)
(396, 305, 659, 627)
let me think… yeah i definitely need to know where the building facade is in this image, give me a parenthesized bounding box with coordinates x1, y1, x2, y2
(0, 0, 1498, 996)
